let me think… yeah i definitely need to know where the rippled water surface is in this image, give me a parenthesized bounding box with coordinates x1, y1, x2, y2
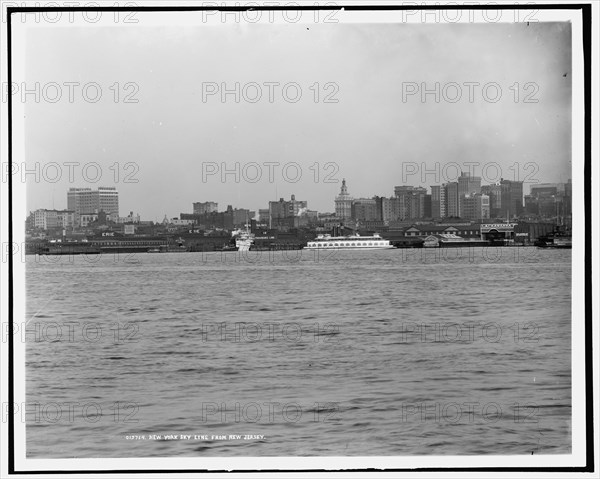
(25, 247, 572, 457)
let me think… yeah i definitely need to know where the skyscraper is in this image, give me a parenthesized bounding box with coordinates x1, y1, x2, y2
(98, 187, 119, 217)
(500, 179, 524, 219)
(445, 182, 459, 217)
(481, 184, 502, 218)
(460, 194, 490, 220)
(455, 172, 482, 217)
(381, 197, 403, 222)
(351, 198, 380, 221)
(393, 186, 428, 219)
(431, 185, 447, 219)
(458, 172, 482, 198)
(67, 187, 119, 224)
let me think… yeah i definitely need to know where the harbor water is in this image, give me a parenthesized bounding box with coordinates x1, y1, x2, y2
(24, 247, 572, 457)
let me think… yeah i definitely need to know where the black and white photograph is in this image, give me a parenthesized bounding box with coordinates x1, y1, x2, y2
(0, 1, 597, 477)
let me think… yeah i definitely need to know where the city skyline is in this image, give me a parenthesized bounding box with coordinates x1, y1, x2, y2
(21, 20, 572, 219)
(29, 173, 571, 224)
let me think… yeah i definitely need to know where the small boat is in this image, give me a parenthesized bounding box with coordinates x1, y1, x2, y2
(534, 228, 572, 249)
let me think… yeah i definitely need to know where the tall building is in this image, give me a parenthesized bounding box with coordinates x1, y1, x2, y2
(443, 172, 482, 218)
(269, 194, 307, 219)
(351, 198, 379, 221)
(381, 197, 402, 222)
(98, 187, 119, 217)
(393, 186, 428, 219)
(423, 194, 432, 218)
(67, 187, 119, 225)
(458, 172, 482, 198)
(335, 179, 353, 219)
(67, 188, 95, 216)
(460, 194, 490, 220)
(445, 182, 459, 217)
(232, 208, 255, 226)
(526, 181, 571, 219)
(431, 185, 447, 219)
(500, 179, 524, 219)
(481, 184, 502, 218)
(193, 201, 218, 215)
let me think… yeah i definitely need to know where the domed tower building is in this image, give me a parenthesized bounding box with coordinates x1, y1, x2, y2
(335, 179, 353, 220)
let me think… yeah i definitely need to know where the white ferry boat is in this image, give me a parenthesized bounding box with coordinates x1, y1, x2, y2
(232, 226, 255, 252)
(304, 233, 395, 250)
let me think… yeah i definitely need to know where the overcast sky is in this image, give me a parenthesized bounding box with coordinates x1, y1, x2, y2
(20, 18, 571, 220)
